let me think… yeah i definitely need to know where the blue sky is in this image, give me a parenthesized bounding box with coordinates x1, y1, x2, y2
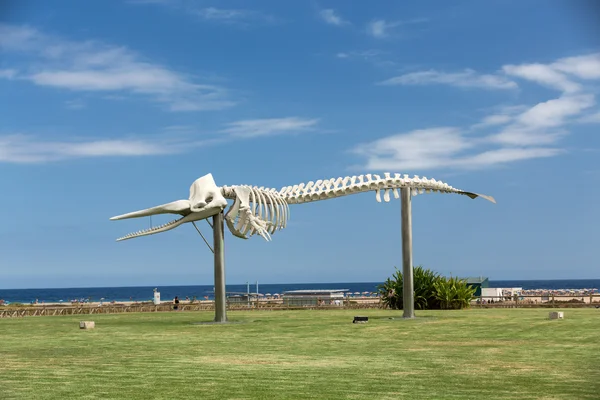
(1, 0, 599, 289)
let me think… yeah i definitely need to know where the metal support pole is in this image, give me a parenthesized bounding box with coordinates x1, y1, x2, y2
(401, 188, 415, 319)
(213, 212, 227, 322)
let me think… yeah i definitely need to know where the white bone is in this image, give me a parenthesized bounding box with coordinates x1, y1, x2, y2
(314, 180, 323, 191)
(262, 190, 278, 234)
(303, 181, 314, 194)
(384, 189, 391, 202)
(255, 188, 267, 222)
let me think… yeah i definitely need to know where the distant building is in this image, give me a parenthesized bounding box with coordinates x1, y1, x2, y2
(282, 289, 348, 306)
(481, 287, 503, 300)
(226, 292, 259, 305)
(463, 277, 489, 297)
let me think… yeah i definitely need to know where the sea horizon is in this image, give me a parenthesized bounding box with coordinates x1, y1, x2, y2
(2, 277, 600, 291)
(1, 279, 599, 304)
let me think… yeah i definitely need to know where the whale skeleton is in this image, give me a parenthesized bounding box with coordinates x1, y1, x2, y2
(110, 172, 495, 242)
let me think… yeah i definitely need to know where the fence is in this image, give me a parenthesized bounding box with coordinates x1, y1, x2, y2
(472, 294, 600, 308)
(0, 300, 384, 318)
(3, 294, 597, 318)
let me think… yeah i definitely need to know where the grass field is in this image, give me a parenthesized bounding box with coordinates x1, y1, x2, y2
(0, 308, 598, 399)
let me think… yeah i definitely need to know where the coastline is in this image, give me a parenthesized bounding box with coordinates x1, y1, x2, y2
(1, 280, 599, 306)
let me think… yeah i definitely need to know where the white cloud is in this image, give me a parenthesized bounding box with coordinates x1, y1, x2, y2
(550, 53, 600, 80)
(459, 147, 562, 167)
(580, 111, 600, 123)
(335, 49, 395, 68)
(221, 117, 319, 138)
(503, 63, 580, 93)
(129, 2, 278, 26)
(516, 94, 594, 128)
(0, 133, 207, 163)
(0, 24, 37, 51)
(0, 24, 235, 111)
(351, 127, 559, 170)
(473, 114, 513, 129)
(367, 20, 389, 38)
(0, 116, 320, 163)
(336, 50, 383, 59)
(490, 94, 595, 145)
(65, 99, 86, 110)
(352, 52, 600, 171)
(319, 9, 349, 26)
(126, 0, 173, 4)
(379, 69, 518, 90)
(503, 53, 600, 93)
(0, 69, 16, 79)
(352, 127, 473, 170)
(366, 18, 428, 39)
(194, 7, 262, 23)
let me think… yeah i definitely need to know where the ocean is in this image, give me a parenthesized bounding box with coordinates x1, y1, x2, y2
(1, 279, 599, 304)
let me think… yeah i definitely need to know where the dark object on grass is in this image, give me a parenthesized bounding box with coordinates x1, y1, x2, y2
(353, 316, 368, 324)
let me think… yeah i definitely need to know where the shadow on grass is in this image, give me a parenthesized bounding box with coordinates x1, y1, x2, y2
(191, 320, 250, 326)
(371, 315, 439, 323)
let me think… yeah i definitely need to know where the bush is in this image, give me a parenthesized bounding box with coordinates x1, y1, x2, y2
(378, 266, 476, 310)
(433, 276, 477, 310)
(378, 268, 404, 310)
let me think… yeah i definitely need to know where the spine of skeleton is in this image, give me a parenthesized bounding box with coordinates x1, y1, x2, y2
(276, 172, 495, 204)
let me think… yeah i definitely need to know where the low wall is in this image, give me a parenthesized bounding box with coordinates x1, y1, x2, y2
(472, 294, 600, 308)
(0, 301, 384, 318)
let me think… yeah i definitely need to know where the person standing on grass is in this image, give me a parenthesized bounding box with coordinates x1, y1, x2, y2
(173, 296, 180, 311)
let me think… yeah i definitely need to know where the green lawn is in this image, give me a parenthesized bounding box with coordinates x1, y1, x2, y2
(0, 308, 598, 399)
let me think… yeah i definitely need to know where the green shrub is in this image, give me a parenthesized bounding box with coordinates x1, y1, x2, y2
(378, 266, 476, 310)
(413, 266, 441, 310)
(378, 267, 403, 310)
(433, 276, 477, 310)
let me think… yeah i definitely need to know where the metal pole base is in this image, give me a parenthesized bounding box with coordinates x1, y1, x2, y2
(213, 212, 227, 323)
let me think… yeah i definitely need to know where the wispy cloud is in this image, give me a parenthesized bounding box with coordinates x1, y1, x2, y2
(352, 53, 600, 171)
(0, 69, 16, 79)
(378, 69, 518, 90)
(490, 94, 594, 145)
(367, 20, 388, 38)
(503, 64, 580, 93)
(0, 24, 235, 111)
(335, 49, 395, 68)
(351, 127, 560, 170)
(366, 18, 428, 39)
(318, 9, 349, 26)
(0, 132, 216, 163)
(64, 99, 86, 110)
(126, 0, 173, 4)
(503, 53, 600, 93)
(221, 117, 319, 138)
(127, 1, 278, 27)
(580, 111, 600, 123)
(0, 117, 320, 163)
(192, 7, 278, 26)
